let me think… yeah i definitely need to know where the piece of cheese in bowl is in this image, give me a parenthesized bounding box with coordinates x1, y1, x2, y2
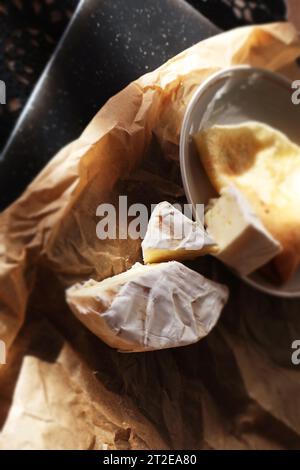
(194, 121, 300, 283)
(204, 185, 281, 277)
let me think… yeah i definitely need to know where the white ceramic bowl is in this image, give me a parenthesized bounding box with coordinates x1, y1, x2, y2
(180, 66, 300, 298)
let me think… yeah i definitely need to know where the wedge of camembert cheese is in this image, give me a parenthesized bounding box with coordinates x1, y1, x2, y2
(142, 201, 216, 264)
(205, 185, 282, 276)
(66, 261, 228, 352)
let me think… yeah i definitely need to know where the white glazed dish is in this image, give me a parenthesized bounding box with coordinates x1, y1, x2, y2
(180, 66, 300, 298)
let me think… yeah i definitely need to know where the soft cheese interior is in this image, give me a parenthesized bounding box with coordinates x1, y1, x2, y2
(205, 185, 282, 276)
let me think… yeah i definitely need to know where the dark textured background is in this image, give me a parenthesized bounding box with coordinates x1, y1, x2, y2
(0, 0, 286, 151)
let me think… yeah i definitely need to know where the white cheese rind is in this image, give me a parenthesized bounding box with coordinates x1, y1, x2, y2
(66, 261, 228, 352)
(142, 201, 216, 263)
(205, 185, 282, 276)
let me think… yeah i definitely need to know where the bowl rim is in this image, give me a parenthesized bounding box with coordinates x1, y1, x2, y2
(179, 65, 299, 298)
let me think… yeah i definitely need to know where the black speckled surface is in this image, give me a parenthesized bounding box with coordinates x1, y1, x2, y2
(0, 0, 219, 209)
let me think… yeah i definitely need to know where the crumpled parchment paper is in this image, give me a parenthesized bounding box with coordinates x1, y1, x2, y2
(1, 22, 300, 450)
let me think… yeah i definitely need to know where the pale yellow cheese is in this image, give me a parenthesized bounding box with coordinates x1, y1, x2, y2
(205, 186, 281, 276)
(194, 122, 300, 281)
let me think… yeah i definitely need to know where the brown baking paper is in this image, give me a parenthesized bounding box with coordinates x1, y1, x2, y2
(1, 22, 300, 450)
